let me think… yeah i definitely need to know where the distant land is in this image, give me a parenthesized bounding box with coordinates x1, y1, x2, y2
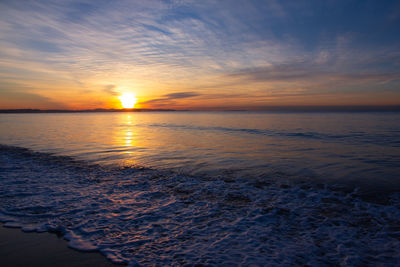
(1, 106, 400, 113)
(0, 108, 177, 113)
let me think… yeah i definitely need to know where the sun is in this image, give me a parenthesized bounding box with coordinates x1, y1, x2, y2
(118, 93, 137, 109)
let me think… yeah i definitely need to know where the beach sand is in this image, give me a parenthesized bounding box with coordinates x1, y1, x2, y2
(0, 225, 117, 267)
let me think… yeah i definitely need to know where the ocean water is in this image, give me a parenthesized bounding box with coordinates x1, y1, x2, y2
(0, 111, 400, 265)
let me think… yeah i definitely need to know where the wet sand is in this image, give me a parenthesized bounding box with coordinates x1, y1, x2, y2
(0, 225, 117, 267)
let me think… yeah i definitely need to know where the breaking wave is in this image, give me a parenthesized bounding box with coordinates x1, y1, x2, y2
(0, 145, 399, 266)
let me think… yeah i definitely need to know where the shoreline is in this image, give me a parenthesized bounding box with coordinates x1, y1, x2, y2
(0, 225, 118, 267)
(1, 105, 400, 114)
(1, 144, 399, 264)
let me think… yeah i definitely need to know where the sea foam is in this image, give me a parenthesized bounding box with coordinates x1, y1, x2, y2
(0, 145, 399, 266)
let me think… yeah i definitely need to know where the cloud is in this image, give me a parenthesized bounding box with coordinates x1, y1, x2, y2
(164, 92, 199, 98)
(142, 91, 200, 105)
(0, 90, 67, 109)
(228, 62, 322, 82)
(0, 1, 400, 108)
(103, 84, 118, 95)
(228, 59, 400, 85)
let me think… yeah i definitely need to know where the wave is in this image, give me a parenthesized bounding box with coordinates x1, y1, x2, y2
(140, 123, 400, 147)
(0, 145, 399, 265)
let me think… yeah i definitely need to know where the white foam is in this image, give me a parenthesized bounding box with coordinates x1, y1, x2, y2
(1, 146, 399, 265)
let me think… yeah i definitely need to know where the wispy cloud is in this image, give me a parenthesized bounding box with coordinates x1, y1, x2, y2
(0, 90, 67, 109)
(164, 92, 199, 99)
(103, 85, 118, 96)
(142, 91, 200, 106)
(229, 62, 400, 84)
(0, 0, 399, 108)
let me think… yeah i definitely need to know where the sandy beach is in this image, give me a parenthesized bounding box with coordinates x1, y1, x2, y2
(0, 225, 117, 267)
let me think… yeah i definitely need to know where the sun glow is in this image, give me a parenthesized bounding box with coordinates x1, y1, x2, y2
(118, 93, 137, 109)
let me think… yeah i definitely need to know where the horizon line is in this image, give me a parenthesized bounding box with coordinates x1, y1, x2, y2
(1, 105, 400, 113)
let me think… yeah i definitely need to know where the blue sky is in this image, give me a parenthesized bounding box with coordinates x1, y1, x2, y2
(0, 0, 399, 109)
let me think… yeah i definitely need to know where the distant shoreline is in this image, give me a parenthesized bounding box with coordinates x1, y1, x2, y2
(1, 106, 400, 113)
(0, 108, 177, 113)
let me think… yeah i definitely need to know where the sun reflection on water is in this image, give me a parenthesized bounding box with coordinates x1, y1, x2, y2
(112, 114, 141, 165)
(125, 131, 133, 145)
(122, 115, 135, 148)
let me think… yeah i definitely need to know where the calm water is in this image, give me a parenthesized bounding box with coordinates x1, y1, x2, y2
(1, 112, 400, 190)
(1, 111, 400, 265)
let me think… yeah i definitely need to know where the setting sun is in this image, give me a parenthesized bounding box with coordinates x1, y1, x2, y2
(118, 93, 137, 109)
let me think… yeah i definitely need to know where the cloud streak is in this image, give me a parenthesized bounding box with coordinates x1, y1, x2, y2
(0, 90, 67, 109)
(142, 91, 200, 106)
(229, 62, 400, 84)
(0, 0, 399, 108)
(103, 85, 118, 96)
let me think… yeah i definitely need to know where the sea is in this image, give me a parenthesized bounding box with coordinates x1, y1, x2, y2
(0, 111, 399, 265)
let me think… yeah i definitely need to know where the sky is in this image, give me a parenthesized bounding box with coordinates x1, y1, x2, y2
(0, 0, 400, 110)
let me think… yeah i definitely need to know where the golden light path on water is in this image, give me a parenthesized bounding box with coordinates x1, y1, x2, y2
(0, 112, 399, 186)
